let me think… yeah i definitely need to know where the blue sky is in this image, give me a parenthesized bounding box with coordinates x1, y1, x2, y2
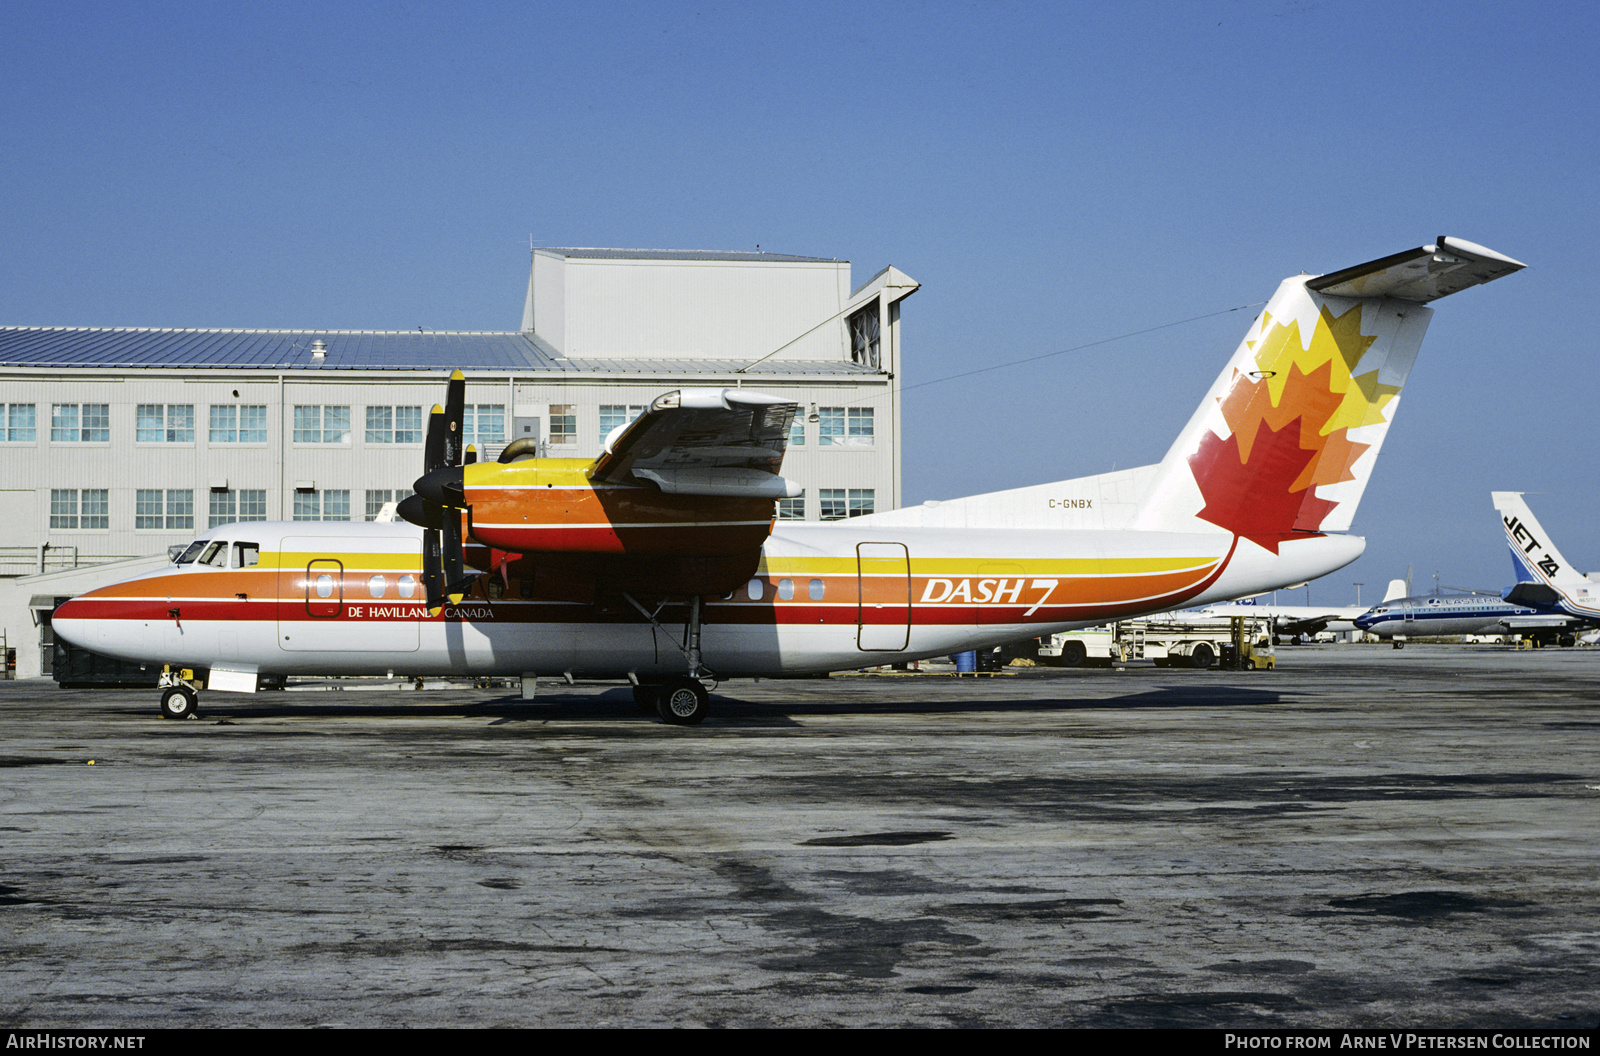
(4, 0, 1596, 602)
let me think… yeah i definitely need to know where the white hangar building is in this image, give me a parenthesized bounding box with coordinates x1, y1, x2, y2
(0, 247, 918, 677)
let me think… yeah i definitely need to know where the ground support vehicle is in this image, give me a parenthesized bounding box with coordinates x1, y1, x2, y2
(1037, 617, 1274, 670)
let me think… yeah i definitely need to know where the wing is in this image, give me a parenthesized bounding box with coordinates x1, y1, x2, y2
(590, 388, 802, 498)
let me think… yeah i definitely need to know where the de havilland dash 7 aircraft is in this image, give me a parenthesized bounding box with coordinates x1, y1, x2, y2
(53, 237, 1526, 724)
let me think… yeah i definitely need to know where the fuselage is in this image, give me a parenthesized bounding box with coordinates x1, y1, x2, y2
(1353, 593, 1538, 638)
(52, 518, 1363, 681)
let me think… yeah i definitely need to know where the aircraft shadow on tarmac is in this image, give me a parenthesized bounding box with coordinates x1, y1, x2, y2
(126, 681, 1283, 726)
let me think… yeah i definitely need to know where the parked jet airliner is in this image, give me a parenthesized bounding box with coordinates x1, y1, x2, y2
(1495, 491, 1600, 626)
(52, 238, 1526, 723)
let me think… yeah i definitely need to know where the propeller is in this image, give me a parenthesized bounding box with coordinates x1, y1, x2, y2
(398, 370, 470, 614)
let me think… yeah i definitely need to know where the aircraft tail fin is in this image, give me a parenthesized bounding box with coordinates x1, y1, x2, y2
(1493, 492, 1589, 592)
(1134, 238, 1525, 551)
(1381, 578, 1407, 603)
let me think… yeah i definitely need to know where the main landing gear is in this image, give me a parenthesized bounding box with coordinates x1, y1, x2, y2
(622, 593, 715, 726)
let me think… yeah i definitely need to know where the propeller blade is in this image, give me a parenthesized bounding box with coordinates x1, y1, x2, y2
(464, 444, 478, 465)
(443, 369, 465, 468)
(423, 404, 446, 474)
(442, 507, 466, 605)
(422, 529, 444, 615)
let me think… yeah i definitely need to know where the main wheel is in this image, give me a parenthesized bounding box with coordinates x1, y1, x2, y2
(1188, 643, 1215, 669)
(160, 685, 198, 720)
(655, 679, 709, 726)
(1058, 641, 1087, 668)
(632, 684, 662, 713)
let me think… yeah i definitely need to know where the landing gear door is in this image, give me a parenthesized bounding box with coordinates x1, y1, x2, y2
(857, 542, 910, 652)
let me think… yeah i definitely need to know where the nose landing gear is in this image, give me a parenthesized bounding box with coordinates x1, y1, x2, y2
(157, 667, 202, 719)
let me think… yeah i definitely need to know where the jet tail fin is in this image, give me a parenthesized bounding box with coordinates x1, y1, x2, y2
(1493, 492, 1589, 591)
(1381, 578, 1408, 603)
(1134, 238, 1525, 551)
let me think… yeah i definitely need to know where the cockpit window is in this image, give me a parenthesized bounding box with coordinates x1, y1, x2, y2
(175, 540, 208, 565)
(199, 541, 229, 567)
(234, 543, 259, 568)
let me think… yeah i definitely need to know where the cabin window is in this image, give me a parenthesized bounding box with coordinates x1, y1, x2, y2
(747, 578, 764, 601)
(778, 579, 795, 601)
(368, 575, 387, 598)
(809, 578, 825, 601)
(199, 541, 229, 567)
(234, 543, 259, 568)
(398, 575, 417, 599)
(314, 574, 335, 599)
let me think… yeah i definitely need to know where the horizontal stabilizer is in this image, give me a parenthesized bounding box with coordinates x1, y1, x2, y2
(1307, 237, 1526, 303)
(1503, 581, 1562, 608)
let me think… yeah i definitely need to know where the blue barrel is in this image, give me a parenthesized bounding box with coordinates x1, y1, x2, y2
(953, 650, 977, 673)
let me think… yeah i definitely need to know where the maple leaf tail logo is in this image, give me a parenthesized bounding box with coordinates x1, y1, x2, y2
(1188, 303, 1396, 554)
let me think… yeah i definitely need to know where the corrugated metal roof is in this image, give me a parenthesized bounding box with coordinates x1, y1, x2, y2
(0, 327, 876, 376)
(552, 357, 883, 376)
(540, 248, 842, 263)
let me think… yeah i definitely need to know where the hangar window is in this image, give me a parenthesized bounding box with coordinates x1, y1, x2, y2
(548, 405, 576, 446)
(818, 407, 873, 446)
(819, 489, 875, 521)
(366, 406, 424, 444)
(210, 405, 267, 443)
(136, 489, 193, 530)
(848, 300, 881, 368)
(599, 405, 647, 436)
(137, 404, 194, 443)
(52, 404, 110, 442)
(293, 489, 351, 521)
(210, 489, 268, 527)
(365, 489, 414, 521)
(463, 405, 506, 446)
(293, 405, 351, 444)
(50, 489, 108, 530)
(789, 417, 805, 446)
(777, 493, 805, 520)
(4, 403, 36, 442)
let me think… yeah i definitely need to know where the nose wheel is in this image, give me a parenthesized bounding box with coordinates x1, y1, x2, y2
(655, 678, 709, 725)
(160, 684, 199, 720)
